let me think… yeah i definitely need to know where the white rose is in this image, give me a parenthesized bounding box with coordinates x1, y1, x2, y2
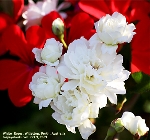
(121, 111, 149, 137)
(51, 89, 96, 139)
(57, 37, 106, 93)
(29, 66, 61, 109)
(57, 37, 130, 106)
(32, 38, 63, 66)
(95, 12, 136, 45)
(22, 0, 71, 29)
(89, 12, 136, 54)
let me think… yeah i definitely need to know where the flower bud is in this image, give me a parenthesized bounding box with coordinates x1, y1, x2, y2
(105, 126, 116, 140)
(52, 18, 64, 36)
(121, 112, 149, 138)
(111, 118, 124, 133)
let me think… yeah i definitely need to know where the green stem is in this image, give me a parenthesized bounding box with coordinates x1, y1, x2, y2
(59, 34, 67, 50)
(104, 135, 109, 140)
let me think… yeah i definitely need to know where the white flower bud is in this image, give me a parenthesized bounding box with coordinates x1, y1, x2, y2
(121, 111, 149, 137)
(32, 38, 63, 66)
(52, 18, 65, 36)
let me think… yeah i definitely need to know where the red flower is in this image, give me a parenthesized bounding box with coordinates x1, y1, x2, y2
(0, 0, 24, 55)
(0, 25, 46, 106)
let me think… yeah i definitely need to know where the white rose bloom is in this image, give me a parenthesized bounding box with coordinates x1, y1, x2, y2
(121, 112, 149, 137)
(57, 37, 130, 106)
(22, 0, 71, 29)
(29, 66, 61, 109)
(32, 38, 63, 66)
(51, 89, 96, 140)
(89, 12, 136, 54)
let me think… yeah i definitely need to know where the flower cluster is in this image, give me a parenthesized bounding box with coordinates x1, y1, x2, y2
(0, 0, 149, 140)
(29, 12, 135, 139)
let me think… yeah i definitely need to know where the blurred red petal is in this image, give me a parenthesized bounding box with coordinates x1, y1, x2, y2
(2, 25, 34, 63)
(67, 12, 95, 44)
(12, 0, 24, 21)
(132, 16, 150, 51)
(0, 60, 29, 90)
(0, 59, 39, 106)
(0, 37, 7, 55)
(79, 0, 110, 19)
(130, 0, 150, 21)
(0, 13, 13, 35)
(9, 66, 39, 107)
(110, 0, 131, 14)
(130, 15, 150, 75)
(41, 11, 63, 39)
(26, 26, 46, 49)
(131, 50, 150, 75)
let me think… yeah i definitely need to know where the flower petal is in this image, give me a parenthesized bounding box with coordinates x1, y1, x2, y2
(39, 98, 52, 110)
(68, 12, 95, 44)
(2, 25, 34, 63)
(110, 0, 131, 14)
(0, 59, 39, 106)
(26, 25, 46, 49)
(13, 0, 24, 21)
(79, 0, 110, 19)
(0, 60, 28, 89)
(104, 89, 117, 104)
(0, 13, 13, 35)
(61, 80, 79, 91)
(131, 50, 150, 75)
(78, 119, 96, 140)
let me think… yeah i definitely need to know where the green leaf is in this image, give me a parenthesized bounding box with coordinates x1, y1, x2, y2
(126, 72, 150, 94)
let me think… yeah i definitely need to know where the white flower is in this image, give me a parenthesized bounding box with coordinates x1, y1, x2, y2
(32, 38, 63, 66)
(89, 12, 136, 53)
(51, 89, 96, 139)
(121, 111, 149, 137)
(29, 66, 61, 109)
(57, 37, 130, 107)
(22, 0, 71, 29)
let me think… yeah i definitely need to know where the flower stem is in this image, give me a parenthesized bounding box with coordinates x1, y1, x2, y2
(59, 34, 67, 50)
(116, 97, 127, 114)
(104, 135, 109, 140)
